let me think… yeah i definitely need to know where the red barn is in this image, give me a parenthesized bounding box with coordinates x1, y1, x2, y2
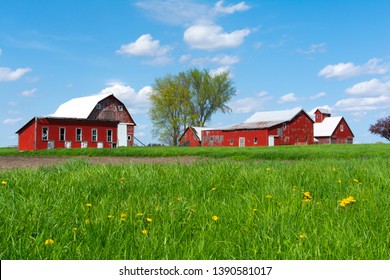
(16, 94, 136, 151)
(179, 127, 210, 147)
(202, 107, 314, 147)
(313, 109, 354, 144)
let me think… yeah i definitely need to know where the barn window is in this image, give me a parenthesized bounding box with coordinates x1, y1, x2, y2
(230, 138, 234, 145)
(96, 104, 101, 110)
(283, 123, 287, 130)
(76, 128, 82, 141)
(127, 135, 132, 141)
(277, 128, 282, 136)
(107, 129, 113, 142)
(254, 137, 258, 144)
(42, 127, 48, 141)
(92, 128, 98, 142)
(340, 124, 344, 132)
(59, 128, 66, 141)
(118, 105, 123, 111)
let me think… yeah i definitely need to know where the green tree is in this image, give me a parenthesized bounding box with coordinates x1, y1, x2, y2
(149, 69, 236, 145)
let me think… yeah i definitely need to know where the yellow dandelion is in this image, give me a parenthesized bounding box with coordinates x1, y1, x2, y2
(73, 227, 78, 231)
(266, 168, 271, 171)
(107, 215, 113, 219)
(146, 217, 152, 223)
(1, 180, 6, 185)
(338, 196, 357, 207)
(85, 203, 92, 207)
(120, 218, 126, 222)
(45, 239, 54, 246)
(253, 208, 257, 212)
(212, 215, 219, 221)
(353, 179, 359, 183)
(332, 168, 337, 172)
(303, 191, 312, 199)
(85, 219, 91, 224)
(176, 197, 183, 201)
(211, 187, 217, 191)
(265, 195, 272, 199)
(299, 234, 306, 239)
(120, 213, 127, 218)
(141, 229, 148, 235)
(136, 212, 143, 217)
(338, 179, 342, 184)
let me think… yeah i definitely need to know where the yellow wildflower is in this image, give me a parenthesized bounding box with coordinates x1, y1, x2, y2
(136, 212, 143, 217)
(107, 215, 113, 219)
(141, 229, 148, 235)
(120, 213, 127, 218)
(338, 179, 342, 184)
(353, 179, 359, 183)
(212, 215, 219, 221)
(266, 168, 271, 171)
(1, 180, 6, 185)
(211, 187, 217, 191)
(265, 195, 272, 199)
(85, 203, 92, 207)
(299, 234, 306, 239)
(73, 227, 78, 231)
(45, 239, 54, 246)
(146, 217, 152, 223)
(332, 168, 337, 172)
(253, 208, 257, 212)
(338, 196, 357, 207)
(85, 219, 91, 224)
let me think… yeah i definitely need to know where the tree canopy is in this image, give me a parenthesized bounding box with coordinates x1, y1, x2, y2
(369, 116, 390, 141)
(149, 69, 236, 145)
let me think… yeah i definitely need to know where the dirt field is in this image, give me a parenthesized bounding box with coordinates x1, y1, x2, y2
(0, 156, 202, 171)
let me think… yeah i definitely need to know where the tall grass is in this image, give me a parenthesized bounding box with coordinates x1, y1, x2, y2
(1, 154, 389, 259)
(1, 143, 389, 160)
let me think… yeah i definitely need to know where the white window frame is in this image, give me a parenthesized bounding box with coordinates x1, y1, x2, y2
(92, 128, 98, 142)
(42, 127, 49, 141)
(59, 127, 66, 141)
(107, 129, 113, 142)
(340, 124, 344, 132)
(76, 128, 82, 142)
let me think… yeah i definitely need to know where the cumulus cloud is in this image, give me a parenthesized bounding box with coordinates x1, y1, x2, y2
(184, 24, 250, 51)
(97, 83, 152, 114)
(277, 92, 298, 104)
(346, 78, 390, 96)
(334, 96, 390, 111)
(229, 91, 272, 113)
(0, 67, 32, 82)
(116, 34, 172, 65)
(213, 0, 250, 14)
(318, 58, 390, 79)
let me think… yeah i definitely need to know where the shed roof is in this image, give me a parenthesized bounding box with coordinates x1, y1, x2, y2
(314, 116, 342, 137)
(51, 93, 112, 119)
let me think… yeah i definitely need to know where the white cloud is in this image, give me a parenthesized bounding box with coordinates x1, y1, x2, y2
(297, 43, 326, 55)
(213, 0, 250, 14)
(229, 91, 272, 113)
(20, 88, 37, 97)
(210, 66, 232, 77)
(0, 67, 32, 82)
(346, 78, 390, 96)
(116, 34, 172, 65)
(318, 58, 390, 79)
(2, 118, 23, 125)
(179, 54, 192, 63)
(334, 95, 390, 111)
(184, 24, 250, 51)
(309, 92, 326, 100)
(308, 105, 332, 116)
(135, 0, 211, 26)
(278, 92, 298, 104)
(191, 54, 240, 66)
(97, 83, 152, 114)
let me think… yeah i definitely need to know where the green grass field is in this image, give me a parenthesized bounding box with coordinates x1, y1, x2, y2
(0, 144, 389, 260)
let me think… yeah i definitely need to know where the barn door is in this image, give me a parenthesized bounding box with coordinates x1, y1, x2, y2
(239, 137, 245, 147)
(268, 136, 274, 146)
(117, 123, 127, 147)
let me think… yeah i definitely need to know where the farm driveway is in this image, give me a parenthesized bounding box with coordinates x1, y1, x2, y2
(0, 156, 201, 171)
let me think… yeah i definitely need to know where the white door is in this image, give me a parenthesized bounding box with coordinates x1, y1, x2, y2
(268, 136, 274, 146)
(117, 123, 127, 147)
(239, 137, 245, 147)
(97, 142, 103, 149)
(65, 141, 72, 148)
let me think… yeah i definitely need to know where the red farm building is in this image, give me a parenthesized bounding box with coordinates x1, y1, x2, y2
(313, 109, 354, 144)
(201, 107, 314, 147)
(16, 94, 136, 151)
(179, 127, 210, 147)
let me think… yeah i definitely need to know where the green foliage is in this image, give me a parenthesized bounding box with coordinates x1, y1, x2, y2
(149, 68, 236, 145)
(1, 146, 389, 260)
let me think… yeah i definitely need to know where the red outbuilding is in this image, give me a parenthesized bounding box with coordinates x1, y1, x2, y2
(201, 107, 314, 147)
(179, 127, 210, 147)
(16, 94, 136, 151)
(313, 109, 354, 144)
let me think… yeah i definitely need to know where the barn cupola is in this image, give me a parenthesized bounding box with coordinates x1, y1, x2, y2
(314, 108, 331, 123)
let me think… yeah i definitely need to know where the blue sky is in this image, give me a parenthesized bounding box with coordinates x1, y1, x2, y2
(1, 0, 389, 147)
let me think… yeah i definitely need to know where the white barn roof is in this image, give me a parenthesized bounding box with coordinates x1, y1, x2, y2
(244, 107, 304, 124)
(314, 116, 342, 137)
(51, 93, 112, 119)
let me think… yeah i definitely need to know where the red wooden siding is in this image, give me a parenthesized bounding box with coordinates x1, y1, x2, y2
(329, 118, 354, 144)
(179, 127, 201, 147)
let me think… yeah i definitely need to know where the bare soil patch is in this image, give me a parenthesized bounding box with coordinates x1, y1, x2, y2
(0, 156, 202, 171)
